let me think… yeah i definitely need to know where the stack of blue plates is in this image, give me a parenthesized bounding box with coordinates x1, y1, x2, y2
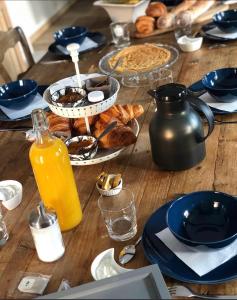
(142, 198, 237, 284)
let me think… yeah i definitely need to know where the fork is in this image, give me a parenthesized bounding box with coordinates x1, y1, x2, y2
(168, 285, 237, 299)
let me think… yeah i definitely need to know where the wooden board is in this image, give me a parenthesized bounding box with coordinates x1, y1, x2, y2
(134, 3, 230, 38)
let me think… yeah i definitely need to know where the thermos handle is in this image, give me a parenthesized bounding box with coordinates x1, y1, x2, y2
(188, 96, 215, 142)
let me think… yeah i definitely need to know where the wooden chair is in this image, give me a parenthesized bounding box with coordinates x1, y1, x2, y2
(0, 26, 35, 82)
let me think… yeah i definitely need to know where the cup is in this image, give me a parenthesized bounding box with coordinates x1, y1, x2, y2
(174, 14, 192, 42)
(0, 208, 9, 246)
(110, 22, 131, 48)
(98, 188, 137, 241)
(148, 68, 173, 90)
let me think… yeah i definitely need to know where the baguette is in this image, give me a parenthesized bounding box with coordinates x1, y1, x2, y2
(176, 0, 216, 25)
(157, 0, 197, 29)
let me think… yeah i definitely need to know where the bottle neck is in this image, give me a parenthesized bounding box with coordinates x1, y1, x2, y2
(31, 109, 54, 145)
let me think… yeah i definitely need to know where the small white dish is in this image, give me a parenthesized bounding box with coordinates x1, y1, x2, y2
(177, 35, 203, 52)
(0, 180, 22, 210)
(91, 248, 132, 281)
(96, 174, 123, 196)
(88, 91, 104, 103)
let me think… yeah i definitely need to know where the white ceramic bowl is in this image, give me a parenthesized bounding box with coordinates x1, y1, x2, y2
(94, 0, 149, 23)
(0, 180, 23, 210)
(177, 36, 203, 52)
(91, 248, 132, 280)
(96, 175, 123, 196)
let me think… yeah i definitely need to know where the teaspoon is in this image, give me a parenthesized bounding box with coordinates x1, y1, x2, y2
(119, 236, 142, 265)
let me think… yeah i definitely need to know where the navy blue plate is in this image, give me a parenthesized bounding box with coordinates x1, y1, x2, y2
(213, 10, 237, 34)
(0, 85, 49, 122)
(202, 22, 237, 41)
(189, 80, 236, 115)
(48, 32, 106, 59)
(142, 199, 237, 284)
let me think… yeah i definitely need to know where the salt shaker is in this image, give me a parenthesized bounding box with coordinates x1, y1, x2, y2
(29, 203, 65, 262)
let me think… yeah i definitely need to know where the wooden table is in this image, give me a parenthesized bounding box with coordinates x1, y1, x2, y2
(1, 2, 237, 298)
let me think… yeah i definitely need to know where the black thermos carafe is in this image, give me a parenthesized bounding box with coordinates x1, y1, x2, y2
(149, 83, 215, 171)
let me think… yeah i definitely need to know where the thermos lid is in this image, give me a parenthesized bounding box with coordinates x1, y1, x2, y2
(29, 202, 56, 229)
(154, 83, 187, 102)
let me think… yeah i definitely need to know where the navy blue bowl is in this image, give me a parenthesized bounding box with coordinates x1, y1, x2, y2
(213, 9, 237, 33)
(166, 191, 237, 248)
(202, 68, 237, 103)
(0, 79, 38, 108)
(54, 26, 88, 47)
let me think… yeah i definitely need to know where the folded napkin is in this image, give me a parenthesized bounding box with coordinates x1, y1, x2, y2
(156, 228, 237, 277)
(199, 93, 237, 112)
(0, 93, 48, 120)
(56, 37, 98, 55)
(206, 27, 237, 39)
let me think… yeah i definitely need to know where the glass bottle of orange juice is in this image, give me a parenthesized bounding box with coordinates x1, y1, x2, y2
(29, 109, 82, 231)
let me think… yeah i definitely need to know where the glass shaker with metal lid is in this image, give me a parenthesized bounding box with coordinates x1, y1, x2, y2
(29, 202, 65, 262)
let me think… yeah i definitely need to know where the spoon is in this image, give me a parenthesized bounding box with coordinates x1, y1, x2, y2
(119, 236, 142, 265)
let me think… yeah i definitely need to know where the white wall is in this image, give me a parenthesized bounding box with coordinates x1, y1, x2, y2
(5, 0, 68, 39)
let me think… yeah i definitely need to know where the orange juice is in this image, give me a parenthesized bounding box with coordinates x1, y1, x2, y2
(29, 109, 82, 231)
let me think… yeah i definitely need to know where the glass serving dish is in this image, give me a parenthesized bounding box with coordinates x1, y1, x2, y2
(99, 43, 179, 87)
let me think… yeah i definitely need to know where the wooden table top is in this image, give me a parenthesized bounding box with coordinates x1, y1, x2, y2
(1, 1, 237, 298)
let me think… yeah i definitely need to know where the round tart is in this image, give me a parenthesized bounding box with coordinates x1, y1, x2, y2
(108, 43, 171, 73)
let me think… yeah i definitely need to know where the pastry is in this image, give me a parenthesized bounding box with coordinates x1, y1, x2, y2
(157, 0, 197, 29)
(46, 112, 71, 136)
(108, 44, 171, 73)
(135, 16, 155, 34)
(73, 115, 98, 135)
(146, 2, 167, 18)
(176, 0, 215, 25)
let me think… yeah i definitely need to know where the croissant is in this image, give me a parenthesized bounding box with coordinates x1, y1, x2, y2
(93, 104, 144, 149)
(135, 16, 155, 34)
(73, 115, 98, 135)
(94, 124, 137, 149)
(46, 112, 71, 136)
(146, 2, 167, 18)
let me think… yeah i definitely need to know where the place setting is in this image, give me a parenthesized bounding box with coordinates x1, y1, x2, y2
(0, 80, 49, 122)
(48, 26, 107, 59)
(201, 9, 237, 42)
(189, 67, 237, 117)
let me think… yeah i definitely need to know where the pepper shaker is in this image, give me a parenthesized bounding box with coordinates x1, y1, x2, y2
(29, 203, 65, 262)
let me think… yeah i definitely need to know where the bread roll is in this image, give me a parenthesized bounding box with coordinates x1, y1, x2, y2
(135, 16, 155, 34)
(146, 2, 167, 18)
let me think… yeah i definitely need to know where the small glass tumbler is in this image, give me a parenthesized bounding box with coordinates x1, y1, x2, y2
(98, 188, 137, 241)
(110, 22, 131, 48)
(0, 208, 9, 246)
(174, 13, 192, 42)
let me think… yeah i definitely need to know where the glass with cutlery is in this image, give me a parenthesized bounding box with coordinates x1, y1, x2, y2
(110, 22, 131, 48)
(98, 188, 137, 241)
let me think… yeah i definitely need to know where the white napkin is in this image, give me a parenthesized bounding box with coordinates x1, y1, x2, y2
(0, 93, 48, 120)
(56, 36, 98, 55)
(156, 228, 237, 277)
(206, 27, 237, 39)
(199, 93, 237, 112)
(49, 73, 101, 94)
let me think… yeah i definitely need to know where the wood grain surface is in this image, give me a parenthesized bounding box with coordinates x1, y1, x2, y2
(1, 1, 237, 298)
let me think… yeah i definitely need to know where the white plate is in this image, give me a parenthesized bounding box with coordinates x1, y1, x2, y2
(70, 119, 139, 166)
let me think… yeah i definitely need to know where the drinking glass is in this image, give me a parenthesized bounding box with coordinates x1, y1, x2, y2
(174, 14, 192, 42)
(148, 68, 173, 90)
(0, 207, 9, 246)
(98, 188, 137, 241)
(110, 22, 131, 48)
